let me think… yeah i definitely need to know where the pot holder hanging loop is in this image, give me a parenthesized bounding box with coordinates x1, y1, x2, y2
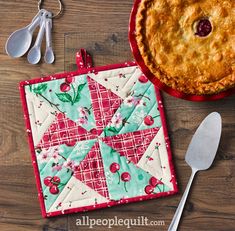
(76, 49, 93, 70)
(19, 49, 178, 217)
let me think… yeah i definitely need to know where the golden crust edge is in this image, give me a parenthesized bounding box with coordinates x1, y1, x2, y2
(135, 0, 235, 95)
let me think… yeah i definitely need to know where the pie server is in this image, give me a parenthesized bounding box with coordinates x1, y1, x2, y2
(168, 112, 222, 231)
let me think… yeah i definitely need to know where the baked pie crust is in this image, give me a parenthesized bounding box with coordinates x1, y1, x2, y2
(136, 0, 235, 95)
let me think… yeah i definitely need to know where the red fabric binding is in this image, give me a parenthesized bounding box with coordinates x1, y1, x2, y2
(19, 50, 178, 218)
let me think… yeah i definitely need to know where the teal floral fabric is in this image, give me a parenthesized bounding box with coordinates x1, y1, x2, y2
(23, 65, 175, 215)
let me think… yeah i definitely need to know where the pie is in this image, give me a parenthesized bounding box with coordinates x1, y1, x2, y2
(135, 0, 235, 95)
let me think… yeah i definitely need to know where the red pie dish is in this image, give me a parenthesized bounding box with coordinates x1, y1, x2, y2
(129, 0, 235, 101)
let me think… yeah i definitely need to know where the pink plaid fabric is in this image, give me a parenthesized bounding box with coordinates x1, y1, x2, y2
(87, 76, 123, 135)
(101, 127, 160, 164)
(74, 142, 109, 199)
(37, 113, 97, 149)
(36, 76, 161, 198)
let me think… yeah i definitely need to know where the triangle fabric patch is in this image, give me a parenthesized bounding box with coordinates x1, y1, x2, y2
(38, 140, 97, 211)
(99, 141, 171, 201)
(101, 81, 162, 137)
(37, 113, 97, 149)
(25, 77, 96, 126)
(74, 141, 109, 199)
(137, 127, 175, 190)
(48, 176, 109, 213)
(87, 76, 123, 135)
(101, 127, 160, 165)
(87, 66, 142, 99)
(25, 89, 58, 146)
(21, 64, 178, 217)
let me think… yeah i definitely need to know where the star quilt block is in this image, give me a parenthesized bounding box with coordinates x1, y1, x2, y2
(19, 57, 178, 217)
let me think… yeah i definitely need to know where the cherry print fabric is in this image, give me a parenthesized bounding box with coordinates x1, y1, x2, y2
(19, 51, 178, 217)
(100, 137, 171, 200)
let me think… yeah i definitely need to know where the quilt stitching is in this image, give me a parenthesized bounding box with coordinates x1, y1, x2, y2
(36, 139, 97, 210)
(99, 141, 169, 201)
(20, 63, 178, 217)
(87, 66, 141, 99)
(87, 76, 123, 135)
(101, 127, 160, 164)
(37, 113, 97, 149)
(74, 142, 109, 199)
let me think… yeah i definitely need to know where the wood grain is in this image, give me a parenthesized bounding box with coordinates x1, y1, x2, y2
(0, 1, 234, 231)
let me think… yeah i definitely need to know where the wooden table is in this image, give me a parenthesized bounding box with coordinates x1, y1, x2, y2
(0, 1, 234, 230)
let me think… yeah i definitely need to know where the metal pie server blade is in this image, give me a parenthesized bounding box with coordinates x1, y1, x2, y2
(168, 112, 222, 231)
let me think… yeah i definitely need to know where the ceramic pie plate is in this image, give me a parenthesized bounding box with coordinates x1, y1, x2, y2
(129, 0, 235, 101)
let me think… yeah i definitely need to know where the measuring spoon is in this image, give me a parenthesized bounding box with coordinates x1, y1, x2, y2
(27, 11, 48, 64)
(44, 12, 55, 64)
(5, 10, 45, 58)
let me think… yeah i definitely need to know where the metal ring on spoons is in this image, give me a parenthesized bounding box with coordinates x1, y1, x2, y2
(38, 0, 63, 19)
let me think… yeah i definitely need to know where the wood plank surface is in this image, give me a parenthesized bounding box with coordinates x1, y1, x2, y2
(0, 1, 234, 230)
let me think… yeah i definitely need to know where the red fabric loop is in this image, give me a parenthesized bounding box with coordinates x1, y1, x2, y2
(76, 49, 93, 70)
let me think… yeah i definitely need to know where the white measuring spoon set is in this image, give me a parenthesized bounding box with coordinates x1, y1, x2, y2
(6, 9, 54, 64)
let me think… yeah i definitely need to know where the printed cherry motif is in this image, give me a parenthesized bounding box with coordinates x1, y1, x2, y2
(44, 176, 63, 195)
(145, 185, 154, 194)
(65, 76, 75, 84)
(155, 142, 161, 150)
(148, 177, 163, 193)
(149, 177, 159, 187)
(60, 82, 71, 92)
(110, 163, 120, 173)
(44, 176, 53, 187)
(121, 172, 131, 192)
(50, 185, 59, 194)
(121, 172, 131, 182)
(110, 162, 121, 184)
(144, 115, 154, 126)
(43, 176, 60, 186)
(52, 176, 61, 185)
(138, 75, 148, 83)
(147, 156, 154, 161)
(144, 114, 160, 126)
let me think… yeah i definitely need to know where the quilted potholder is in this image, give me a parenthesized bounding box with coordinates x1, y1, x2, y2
(19, 49, 178, 217)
